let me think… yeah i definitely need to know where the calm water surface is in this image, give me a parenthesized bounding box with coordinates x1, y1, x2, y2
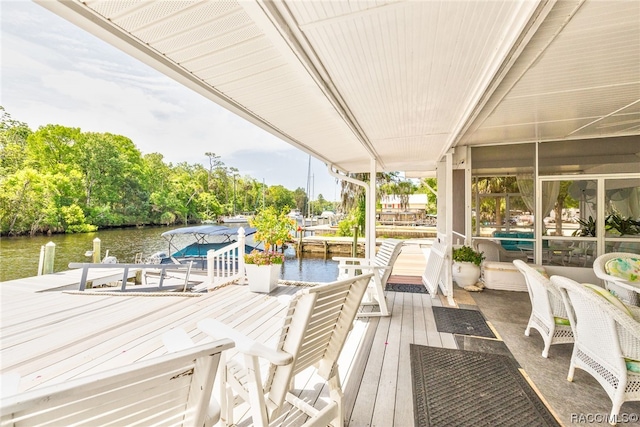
(0, 225, 337, 282)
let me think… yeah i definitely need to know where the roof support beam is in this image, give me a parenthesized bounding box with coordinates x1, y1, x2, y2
(367, 158, 377, 259)
(328, 164, 374, 260)
(241, 0, 384, 169)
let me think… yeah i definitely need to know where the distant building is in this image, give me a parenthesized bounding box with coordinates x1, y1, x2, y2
(380, 194, 428, 211)
(378, 194, 429, 225)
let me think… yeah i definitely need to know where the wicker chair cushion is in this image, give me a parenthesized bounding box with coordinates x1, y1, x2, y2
(553, 316, 571, 326)
(605, 257, 640, 282)
(626, 358, 640, 373)
(583, 283, 633, 317)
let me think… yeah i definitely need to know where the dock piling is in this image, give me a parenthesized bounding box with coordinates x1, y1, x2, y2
(43, 241, 56, 274)
(37, 245, 45, 276)
(92, 238, 101, 263)
(352, 226, 358, 257)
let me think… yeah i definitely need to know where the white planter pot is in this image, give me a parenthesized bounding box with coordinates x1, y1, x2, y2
(245, 264, 281, 293)
(452, 262, 481, 288)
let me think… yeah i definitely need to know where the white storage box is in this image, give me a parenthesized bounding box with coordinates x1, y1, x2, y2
(482, 261, 528, 292)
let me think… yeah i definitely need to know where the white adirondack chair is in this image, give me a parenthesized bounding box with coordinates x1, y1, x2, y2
(421, 240, 448, 296)
(333, 239, 403, 316)
(0, 339, 234, 427)
(197, 273, 373, 427)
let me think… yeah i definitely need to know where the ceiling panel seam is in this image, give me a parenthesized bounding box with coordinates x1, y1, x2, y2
(568, 99, 640, 136)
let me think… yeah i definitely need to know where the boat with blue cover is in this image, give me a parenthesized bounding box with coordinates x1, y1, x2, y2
(147, 225, 259, 267)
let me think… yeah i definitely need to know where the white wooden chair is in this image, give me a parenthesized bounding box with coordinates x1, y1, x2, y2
(513, 260, 574, 357)
(0, 339, 234, 427)
(197, 273, 373, 427)
(593, 252, 640, 306)
(421, 240, 448, 296)
(333, 239, 403, 316)
(551, 275, 640, 425)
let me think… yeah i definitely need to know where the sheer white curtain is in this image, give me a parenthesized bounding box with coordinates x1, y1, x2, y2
(516, 174, 559, 218)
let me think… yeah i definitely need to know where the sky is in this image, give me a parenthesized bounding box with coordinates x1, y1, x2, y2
(0, 0, 340, 201)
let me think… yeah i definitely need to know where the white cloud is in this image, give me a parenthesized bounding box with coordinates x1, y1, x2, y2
(0, 1, 338, 200)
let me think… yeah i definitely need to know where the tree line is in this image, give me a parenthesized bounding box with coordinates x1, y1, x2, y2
(0, 107, 335, 236)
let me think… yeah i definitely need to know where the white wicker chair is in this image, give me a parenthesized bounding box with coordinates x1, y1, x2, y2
(593, 252, 639, 306)
(474, 240, 527, 263)
(513, 260, 574, 357)
(551, 276, 640, 425)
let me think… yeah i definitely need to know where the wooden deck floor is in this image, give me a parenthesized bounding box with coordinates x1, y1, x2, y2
(344, 291, 456, 427)
(3, 244, 637, 426)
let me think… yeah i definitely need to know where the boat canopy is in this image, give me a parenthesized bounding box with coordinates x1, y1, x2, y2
(159, 225, 259, 260)
(161, 225, 256, 240)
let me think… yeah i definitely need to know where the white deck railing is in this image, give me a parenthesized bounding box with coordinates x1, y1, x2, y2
(207, 227, 246, 287)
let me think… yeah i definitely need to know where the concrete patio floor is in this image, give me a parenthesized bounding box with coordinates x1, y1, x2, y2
(389, 243, 640, 426)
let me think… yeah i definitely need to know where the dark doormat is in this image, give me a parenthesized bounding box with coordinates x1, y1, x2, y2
(385, 283, 429, 293)
(432, 306, 495, 338)
(410, 345, 560, 427)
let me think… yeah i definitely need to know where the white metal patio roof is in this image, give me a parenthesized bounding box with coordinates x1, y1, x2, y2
(37, 0, 640, 175)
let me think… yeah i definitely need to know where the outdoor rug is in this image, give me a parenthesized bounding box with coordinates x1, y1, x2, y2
(385, 283, 429, 293)
(432, 306, 495, 338)
(410, 345, 560, 427)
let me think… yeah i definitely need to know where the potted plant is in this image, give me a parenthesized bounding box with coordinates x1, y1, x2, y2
(572, 215, 596, 237)
(451, 245, 484, 288)
(244, 207, 295, 293)
(605, 213, 640, 236)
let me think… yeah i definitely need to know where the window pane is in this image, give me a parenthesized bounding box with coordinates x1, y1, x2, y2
(471, 144, 535, 239)
(544, 180, 597, 237)
(539, 238, 597, 267)
(604, 178, 640, 255)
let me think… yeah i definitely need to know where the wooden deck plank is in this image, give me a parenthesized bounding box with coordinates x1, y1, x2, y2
(370, 292, 403, 426)
(421, 294, 442, 347)
(1, 296, 140, 347)
(2, 296, 170, 362)
(394, 292, 416, 427)
(343, 308, 378, 424)
(10, 296, 201, 389)
(0, 291, 120, 324)
(347, 294, 395, 426)
(412, 292, 429, 346)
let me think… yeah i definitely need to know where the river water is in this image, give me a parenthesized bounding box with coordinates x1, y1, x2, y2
(0, 225, 338, 283)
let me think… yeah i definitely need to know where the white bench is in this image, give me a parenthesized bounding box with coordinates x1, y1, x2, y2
(482, 261, 528, 292)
